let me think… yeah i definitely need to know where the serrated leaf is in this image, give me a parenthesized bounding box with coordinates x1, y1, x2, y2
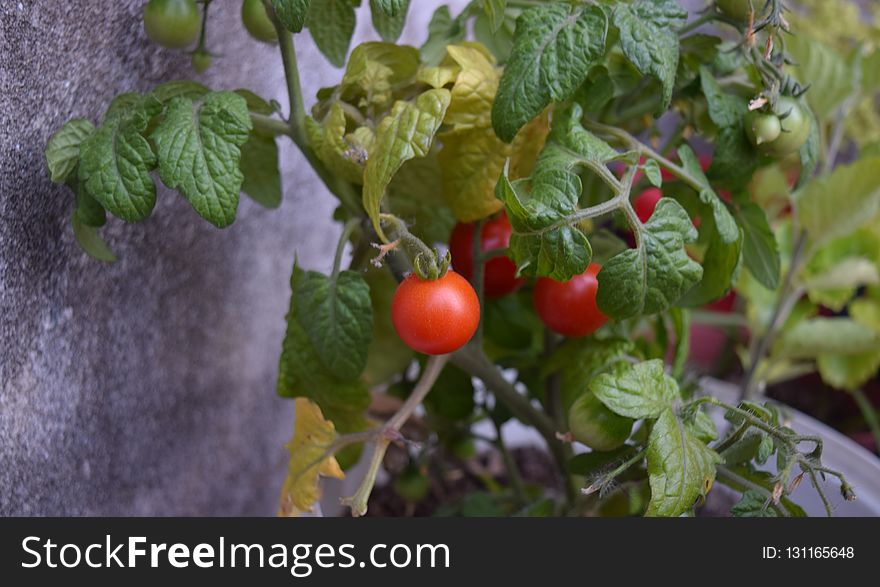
(151, 91, 252, 228)
(295, 269, 373, 380)
(71, 214, 115, 263)
(699, 66, 743, 128)
(497, 104, 613, 279)
(613, 0, 686, 114)
(491, 3, 607, 142)
(733, 201, 780, 289)
(305, 102, 367, 185)
(443, 44, 499, 132)
(274, 0, 312, 33)
(645, 408, 720, 517)
(481, 0, 506, 33)
(545, 337, 636, 410)
(278, 265, 371, 433)
(341, 42, 421, 110)
(439, 128, 508, 221)
(79, 95, 161, 223)
(278, 398, 345, 517)
(152, 80, 210, 103)
(681, 226, 743, 307)
(679, 145, 738, 243)
(240, 133, 281, 208)
(797, 157, 880, 248)
(597, 199, 702, 319)
(421, 6, 467, 66)
(731, 490, 777, 517)
(72, 179, 107, 228)
(307, 0, 356, 67)
(786, 34, 855, 120)
(775, 317, 880, 359)
(591, 359, 679, 420)
(363, 89, 450, 240)
(46, 119, 95, 183)
(370, 0, 409, 43)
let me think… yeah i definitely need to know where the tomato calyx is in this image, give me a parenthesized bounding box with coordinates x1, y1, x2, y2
(413, 249, 452, 281)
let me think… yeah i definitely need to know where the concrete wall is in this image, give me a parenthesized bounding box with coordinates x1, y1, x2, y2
(0, 0, 463, 516)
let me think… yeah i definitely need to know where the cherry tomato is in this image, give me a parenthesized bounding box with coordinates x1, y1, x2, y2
(143, 0, 201, 49)
(633, 187, 662, 223)
(760, 97, 811, 157)
(391, 271, 480, 355)
(191, 49, 212, 73)
(449, 214, 523, 298)
(534, 263, 607, 337)
(745, 110, 782, 146)
(568, 391, 633, 451)
(242, 0, 278, 43)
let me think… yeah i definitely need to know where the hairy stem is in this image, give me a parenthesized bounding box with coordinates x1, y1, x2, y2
(344, 355, 450, 516)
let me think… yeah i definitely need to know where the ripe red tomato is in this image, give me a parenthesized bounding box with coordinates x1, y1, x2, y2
(534, 263, 607, 337)
(392, 271, 480, 355)
(449, 214, 523, 298)
(633, 187, 662, 223)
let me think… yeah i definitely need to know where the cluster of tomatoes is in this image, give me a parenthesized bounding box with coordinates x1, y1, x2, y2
(142, 0, 277, 70)
(391, 214, 608, 356)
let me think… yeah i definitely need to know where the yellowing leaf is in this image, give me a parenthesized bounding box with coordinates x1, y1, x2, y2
(341, 42, 420, 110)
(417, 64, 460, 88)
(443, 43, 499, 132)
(363, 89, 451, 240)
(305, 103, 366, 185)
(278, 398, 345, 517)
(509, 109, 551, 180)
(439, 127, 509, 221)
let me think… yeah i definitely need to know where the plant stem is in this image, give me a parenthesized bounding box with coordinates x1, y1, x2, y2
(715, 465, 789, 516)
(677, 11, 718, 36)
(740, 231, 807, 400)
(343, 355, 450, 516)
(249, 112, 292, 137)
(492, 418, 527, 504)
(850, 388, 880, 454)
(330, 218, 361, 279)
(196, 0, 212, 51)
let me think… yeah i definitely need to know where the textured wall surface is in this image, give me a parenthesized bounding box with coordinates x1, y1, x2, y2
(0, 0, 461, 516)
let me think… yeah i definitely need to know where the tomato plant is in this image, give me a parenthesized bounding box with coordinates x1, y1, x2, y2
(45, 0, 880, 518)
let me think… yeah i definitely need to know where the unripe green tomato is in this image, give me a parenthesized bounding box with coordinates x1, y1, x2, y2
(143, 0, 201, 49)
(716, 0, 765, 22)
(242, 0, 278, 43)
(745, 110, 782, 146)
(393, 470, 430, 503)
(191, 50, 212, 73)
(760, 97, 811, 157)
(567, 391, 633, 452)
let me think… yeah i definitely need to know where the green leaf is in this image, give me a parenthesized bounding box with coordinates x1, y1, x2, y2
(597, 199, 702, 319)
(545, 337, 636, 410)
(796, 108, 820, 190)
(240, 133, 282, 208)
(46, 119, 95, 183)
(805, 250, 880, 311)
(645, 408, 720, 517)
(307, 0, 357, 67)
(295, 268, 373, 380)
(473, 10, 515, 64)
(362, 267, 414, 386)
(733, 201, 780, 290)
(372, 0, 404, 16)
(363, 89, 450, 240)
(591, 359, 679, 420)
(497, 104, 615, 279)
(278, 264, 371, 433)
(679, 145, 738, 243)
(491, 3, 608, 142)
(79, 95, 161, 223)
(699, 66, 742, 128)
(731, 490, 777, 517)
(775, 317, 880, 359)
(274, 0, 312, 33)
(815, 296, 880, 390)
(370, 0, 410, 43)
(643, 159, 662, 188)
(481, 0, 506, 33)
(786, 34, 855, 120)
(305, 102, 369, 185)
(421, 6, 467, 66)
(568, 445, 636, 476)
(152, 80, 211, 103)
(681, 226, 743, 307)
(669, 307, 689, 379)
(71, 215, 116, 263)
(707, 126, 758, 191)
(151, 91, 252, 228)
(386, 155, 455, 244)
(797, 156, 880, 248)
(613, 0, 686, 114)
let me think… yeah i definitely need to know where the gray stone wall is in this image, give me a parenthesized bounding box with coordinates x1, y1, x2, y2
(0, 0, 462, 516)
